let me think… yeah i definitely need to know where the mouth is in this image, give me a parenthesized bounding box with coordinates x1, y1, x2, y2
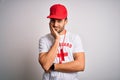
(54, 28, 59, 31)
(54, 28, 61, 33)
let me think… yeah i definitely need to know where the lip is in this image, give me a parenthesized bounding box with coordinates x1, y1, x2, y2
(55, 28, 58, 30)
(54, 27, 59, 30)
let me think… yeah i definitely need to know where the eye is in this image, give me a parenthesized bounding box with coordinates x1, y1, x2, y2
(57, 20, 62, 23)
(50, 19, 55, 23)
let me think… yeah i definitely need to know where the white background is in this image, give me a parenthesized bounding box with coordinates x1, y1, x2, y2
(0, 0, 120, 80)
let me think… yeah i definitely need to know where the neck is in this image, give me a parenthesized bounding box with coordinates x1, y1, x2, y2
(59, 29, 66, 35)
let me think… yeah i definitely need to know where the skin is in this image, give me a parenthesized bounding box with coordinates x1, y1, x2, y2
(39, 18, 85, 72)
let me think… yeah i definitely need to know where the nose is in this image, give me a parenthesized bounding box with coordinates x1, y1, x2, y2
(53, 21, 59, 27)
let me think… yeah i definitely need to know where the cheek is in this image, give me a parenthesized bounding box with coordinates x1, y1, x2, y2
(60, 23, 65, 27)
(59, 22, 64, 26)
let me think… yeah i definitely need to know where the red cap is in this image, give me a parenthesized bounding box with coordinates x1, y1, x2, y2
(47, 4, 67, 19)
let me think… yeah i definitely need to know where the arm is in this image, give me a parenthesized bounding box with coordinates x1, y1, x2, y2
(39, 25, 60, 72)
(54, 52, 85, 72)
(39, 39, 59, 72)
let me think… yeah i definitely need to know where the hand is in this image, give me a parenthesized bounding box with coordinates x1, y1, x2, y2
(50, 26, 60, 40)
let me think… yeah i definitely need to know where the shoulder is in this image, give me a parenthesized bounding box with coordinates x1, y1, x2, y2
(39, 33, 55, 45)
(39, 33, 53, 41)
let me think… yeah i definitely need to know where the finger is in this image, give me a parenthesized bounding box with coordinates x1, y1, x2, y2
(51, 26, 57, 35)
(51, 26, 56, 32)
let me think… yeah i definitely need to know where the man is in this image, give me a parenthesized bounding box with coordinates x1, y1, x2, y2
(39, 4, 85, 80)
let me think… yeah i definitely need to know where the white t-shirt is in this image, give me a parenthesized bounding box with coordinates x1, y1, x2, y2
(39, 31, 84, 80)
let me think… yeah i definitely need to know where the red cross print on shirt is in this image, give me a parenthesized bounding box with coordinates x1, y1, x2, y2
(57, 49, 68, 64)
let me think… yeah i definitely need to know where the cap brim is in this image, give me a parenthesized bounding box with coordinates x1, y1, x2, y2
(47, 15, 66, 19)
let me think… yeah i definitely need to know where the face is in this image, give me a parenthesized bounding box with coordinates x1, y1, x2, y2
(49, 18, 67, 33)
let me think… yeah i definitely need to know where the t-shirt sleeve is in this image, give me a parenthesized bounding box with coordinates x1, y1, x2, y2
(72, 35, 84, 53)
(39, 37, 49, 53)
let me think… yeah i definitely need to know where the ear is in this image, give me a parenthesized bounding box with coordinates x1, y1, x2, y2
(65, 19, 68, 25)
